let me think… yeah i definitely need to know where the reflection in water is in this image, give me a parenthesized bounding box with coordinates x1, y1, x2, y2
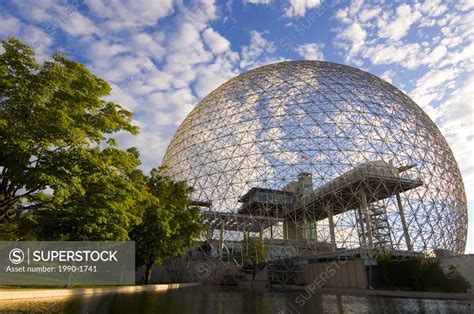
(0, 287, 472, 313)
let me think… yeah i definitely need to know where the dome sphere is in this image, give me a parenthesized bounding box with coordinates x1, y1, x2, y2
(162, 61, 467, 254)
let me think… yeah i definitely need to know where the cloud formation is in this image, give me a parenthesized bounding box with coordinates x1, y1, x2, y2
(296, 43, 325, 60)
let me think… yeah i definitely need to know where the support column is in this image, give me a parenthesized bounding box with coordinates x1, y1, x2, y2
(360, 189, 374, 249)
(219, 223, 224, 258)
(206, 226, 213, 242)
(356, 208, 367, 247)
(313, 220, 318, 242)
(327, 208, 336, 252)
(303, 214, 308, 240)
(396, 193, 413, 251)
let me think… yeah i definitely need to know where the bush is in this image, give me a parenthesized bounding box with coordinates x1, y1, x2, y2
(376, 255, 470, 293)
(417, 260, 470, 293)
(377, 257, 422, 289)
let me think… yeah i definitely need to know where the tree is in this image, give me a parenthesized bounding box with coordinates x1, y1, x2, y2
(131, 168, 202, 284)
(27, 149, 145, 241)
(241, 234, 268, 282)
(0, 37, 140, 236)
(0, 38, 202, 283)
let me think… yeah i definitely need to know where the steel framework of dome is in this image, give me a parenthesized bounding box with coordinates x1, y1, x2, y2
(162, 61, 467, 262)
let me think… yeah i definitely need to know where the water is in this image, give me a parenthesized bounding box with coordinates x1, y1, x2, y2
(0, 286, 472, 313)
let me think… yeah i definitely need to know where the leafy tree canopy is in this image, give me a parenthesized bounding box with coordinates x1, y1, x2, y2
(0, 37, 140, 239)
(131, 168, 202, 284)
(0, 39, 202, 277)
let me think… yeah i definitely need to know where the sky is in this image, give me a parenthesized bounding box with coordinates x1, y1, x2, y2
(0, 0, 473, 252)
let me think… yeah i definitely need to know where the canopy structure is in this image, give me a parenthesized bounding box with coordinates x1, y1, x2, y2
(202, 210, 282, 233)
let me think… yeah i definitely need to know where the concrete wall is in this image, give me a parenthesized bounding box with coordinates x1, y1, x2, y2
(139, 258, 368, 289)
(296, 260, 367, 289)
(137, 261, 267, 285)
(136, 265, 174, 284)
(439, 254, 474, 292)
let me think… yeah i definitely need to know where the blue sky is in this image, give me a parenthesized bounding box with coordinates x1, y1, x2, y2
(0, 0, 473, 252)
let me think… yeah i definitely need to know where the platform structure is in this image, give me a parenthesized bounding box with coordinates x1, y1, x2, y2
(283, 161, 422, 252)
(194, 160, 423, 268)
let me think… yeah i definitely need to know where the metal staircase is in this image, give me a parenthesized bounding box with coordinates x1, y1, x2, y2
(357, 202, 393, 249)
(369, 202, 393, 249)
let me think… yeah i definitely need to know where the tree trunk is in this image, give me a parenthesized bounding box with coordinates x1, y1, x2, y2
(144, 262, 153, 284)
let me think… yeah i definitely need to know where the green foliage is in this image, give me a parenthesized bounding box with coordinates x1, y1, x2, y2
(0, 39, 204, 283)
(417, 260, 470, 293)
(33, 152, 144, 241)
(241, 234, 268, 280)
(377, 256, 422, 288)
(377, 255, 471, 293)
(0, 37, 138, 222)
(130, 168, 202, 284)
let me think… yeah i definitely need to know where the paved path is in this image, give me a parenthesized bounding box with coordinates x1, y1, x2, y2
(0, 282, 200, 300)
(271, 285, 474, 301)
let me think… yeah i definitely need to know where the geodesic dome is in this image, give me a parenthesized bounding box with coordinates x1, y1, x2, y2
(162, 61, 467, 255)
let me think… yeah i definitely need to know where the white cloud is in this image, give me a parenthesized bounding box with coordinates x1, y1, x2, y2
(94, 54, 155, 82)
(419, 0, 447, 17)
(359, 7, 381, 23)
(194, 55, 239, 97)
(364, 43, 421, 69)
(10, 0, 58, 23)
(336, 22, 367, 57)
(296, 43, 325, 60)
(131, 31, 166, 60)
(146, 89, 197, 121)
(85, 0, 174, 30)
(61, 12, 100, 36)
(87, 40, 128, 60)
(422, 45, 447, 65)
(456, 0, 474, 12)
(427, 74, 474, 213)
(0, 13, 53, 61)
(10, 0, 100, 38)
(202, 28, 231, 54)
(51, 0, 237, 172)
(334, 8, 351, 24)
(240, 30, 278, 69)
(439, 42, 474, 68)
(380, 69, 395, 84)
(177, 0, 217, 30)
(284, 0, 321, 17)
(244, 0, 271, 4)
(164, 22, 213, 87)
(0, 14, 22, 37)
(347, 0, 364, 16)
(335, 0, 363, 24)
(25, 25, 55, 59)
(333, 2, 467, 70)
(410, 68, 460, 117)
(378, 4, 421, 42)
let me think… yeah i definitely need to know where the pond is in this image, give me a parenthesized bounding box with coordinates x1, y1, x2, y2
(0, 286, 472, 313)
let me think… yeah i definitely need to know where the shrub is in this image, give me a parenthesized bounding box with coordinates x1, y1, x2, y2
(376, 255, 470, 293)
